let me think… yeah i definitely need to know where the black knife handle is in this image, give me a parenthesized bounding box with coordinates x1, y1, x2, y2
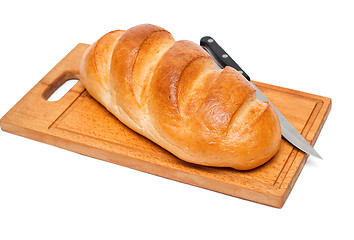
(200, 36, 250, 81)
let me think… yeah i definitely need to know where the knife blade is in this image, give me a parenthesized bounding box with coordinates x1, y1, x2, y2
(200, 36, 322, 159)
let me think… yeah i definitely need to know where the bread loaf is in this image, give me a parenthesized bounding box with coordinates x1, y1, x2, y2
(80, 24, 281, 170)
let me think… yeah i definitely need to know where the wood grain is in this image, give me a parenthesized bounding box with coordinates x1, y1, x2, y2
(0, 43, 332, 208)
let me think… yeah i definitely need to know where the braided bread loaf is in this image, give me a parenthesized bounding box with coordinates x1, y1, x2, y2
(80, 24, 281, 170)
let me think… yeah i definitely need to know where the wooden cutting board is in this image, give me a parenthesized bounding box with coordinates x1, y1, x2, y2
(0, 44, 331, 208)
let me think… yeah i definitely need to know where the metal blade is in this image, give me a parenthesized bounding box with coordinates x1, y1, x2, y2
(250, 82, 322, 159)
(200, 36, 322, 159)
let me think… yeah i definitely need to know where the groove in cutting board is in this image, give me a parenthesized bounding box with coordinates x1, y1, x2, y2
(0, 44, 331, 208)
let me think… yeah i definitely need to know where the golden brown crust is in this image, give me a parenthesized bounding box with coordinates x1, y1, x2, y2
(149, 40, 213, 131)
(80, 30, 125, 103)
(109, 24, 175, 119)
(80, 24, 282, 170)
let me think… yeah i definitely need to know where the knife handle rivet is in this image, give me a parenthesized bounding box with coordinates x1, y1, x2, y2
(207, 38, 214, 43)
(222, 54, 228, 58)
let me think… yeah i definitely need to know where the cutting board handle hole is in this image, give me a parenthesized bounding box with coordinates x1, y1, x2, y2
(46, 78, 79, 102)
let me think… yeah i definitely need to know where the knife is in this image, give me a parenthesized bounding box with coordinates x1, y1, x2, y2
(200, 36, 322, 159)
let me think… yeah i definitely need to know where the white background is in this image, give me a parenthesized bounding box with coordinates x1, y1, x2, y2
(1, 1, 353, 239)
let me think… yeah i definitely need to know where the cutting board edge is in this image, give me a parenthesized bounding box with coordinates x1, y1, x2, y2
(0, 119, 287, 208)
